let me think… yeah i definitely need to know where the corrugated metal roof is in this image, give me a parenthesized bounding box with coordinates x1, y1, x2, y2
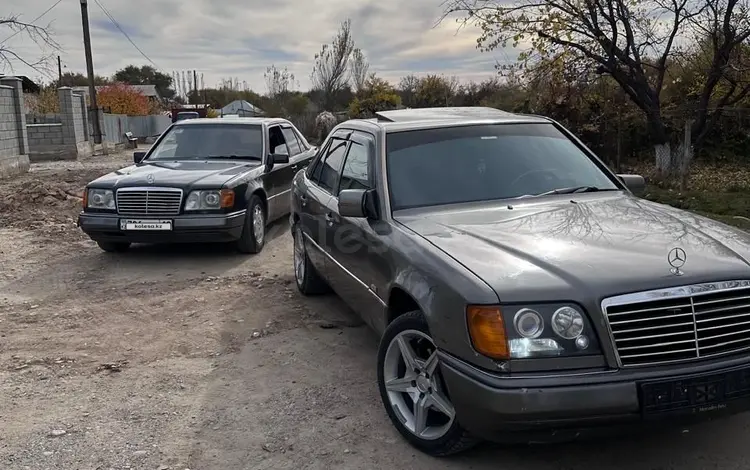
(220, 99, 264, 114)
(71, 84, 161, 98)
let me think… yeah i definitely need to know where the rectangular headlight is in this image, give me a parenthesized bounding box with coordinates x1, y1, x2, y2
(87, 188, 115, 210)
(185, 189, 234, 211)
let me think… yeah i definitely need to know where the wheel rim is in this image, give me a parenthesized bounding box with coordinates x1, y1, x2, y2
(294, 227, 305, 284)
(383, 329, 456, 440)
(252, 205, 264, 244)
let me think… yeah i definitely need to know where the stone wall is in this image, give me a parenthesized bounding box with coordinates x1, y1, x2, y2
(26, 87, 93, 162)
(0, 77, 30, 179)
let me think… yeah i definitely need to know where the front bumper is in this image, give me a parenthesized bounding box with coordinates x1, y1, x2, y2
(77, 210, 246, 244)
(439, 351, 750, 443)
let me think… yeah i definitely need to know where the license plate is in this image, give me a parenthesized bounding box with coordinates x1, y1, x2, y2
(120, 219, 172, 231)
(639, 366, 750, 416)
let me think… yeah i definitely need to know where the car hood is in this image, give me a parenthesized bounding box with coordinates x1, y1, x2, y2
(89, 160, 260, 188)
(396, 193, 750, 304)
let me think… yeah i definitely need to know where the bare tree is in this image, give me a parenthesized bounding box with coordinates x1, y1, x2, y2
(264, 64, 297, 97)
(311, 18, 355, 108)
(0, 15, 59, 74)
(442, 0, 750, 183)
(350, 48, 369, 94)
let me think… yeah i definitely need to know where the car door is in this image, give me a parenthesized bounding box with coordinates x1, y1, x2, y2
(265, 124, 295, 222)
(325, 131, 388, 331)
(299, 131, 349, 279)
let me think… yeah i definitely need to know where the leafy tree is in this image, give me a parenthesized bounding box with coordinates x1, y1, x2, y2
(53, 72, 109, 88)
(311, 18, 355, 109)
(97, 82, 150, 115)
(350, 48, 370, 94)
(0, 15, 58, 74)
(397, 74, 421, 107)
(113, 65, 175, 99)
(349, 73, 401, 118)
(414, 74, 459, 107)
(264, 64, 297, 97)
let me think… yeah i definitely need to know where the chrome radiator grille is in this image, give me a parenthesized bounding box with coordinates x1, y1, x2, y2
(116, 187, 183, 215)
(603, 281, 750, 367)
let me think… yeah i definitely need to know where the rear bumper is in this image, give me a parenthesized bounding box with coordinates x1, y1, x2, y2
(77, 210, 245, 244)
(439, 351, 750, 443)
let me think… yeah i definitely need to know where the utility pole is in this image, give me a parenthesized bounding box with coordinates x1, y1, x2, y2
(80, 0, 102, 144)
(193, 70, 198, 104)
(57, 56, 63, 85)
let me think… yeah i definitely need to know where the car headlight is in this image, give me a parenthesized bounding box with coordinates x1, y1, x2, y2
(184, 189, 234, 211)
(467, 303, 600, 360)
(86, 188, 115, 210)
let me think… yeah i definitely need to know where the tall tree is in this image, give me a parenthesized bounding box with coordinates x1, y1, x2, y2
(0, 15, 58, 74)
(444, 0, 750, 181)
(264, 64, 297, 97)
(54, 72, 109, 87)
(350, 48, 370, 94)
(311, 18, 355, 109)
(114, 65, 175, 99)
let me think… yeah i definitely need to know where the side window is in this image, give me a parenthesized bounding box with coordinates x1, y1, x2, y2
(294, 129, 308, 150)
(306, 139, 330, 181)
(316, 138, 348, 193)
(268, 126, 289, 155)
(281, 127, 301, 156)
(337, 140, 372, 194)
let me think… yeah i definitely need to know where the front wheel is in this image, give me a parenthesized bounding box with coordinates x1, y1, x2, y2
(235, 195, 265, 254)
(377, 311, 479, 456)
(293, 223, 329, 295)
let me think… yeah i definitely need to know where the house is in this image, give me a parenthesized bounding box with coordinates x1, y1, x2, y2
(71, 84, 162, 102)
(219, 100, 264, 117)
(0, 75, 40, 93)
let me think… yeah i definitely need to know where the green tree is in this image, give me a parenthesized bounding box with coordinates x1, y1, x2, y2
(414, 74, 459, 107)
(349, 73, 401, 118)
(113, 65, 175, 99)
(53, 72, 109, 87)
(444, 0, 750, 183)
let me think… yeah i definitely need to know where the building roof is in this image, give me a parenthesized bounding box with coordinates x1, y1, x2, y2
(220, 99, 264, 115)
(71, 84, 161, 99)
(0, 75, 40, 93)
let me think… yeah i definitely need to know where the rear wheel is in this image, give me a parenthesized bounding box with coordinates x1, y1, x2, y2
(377, 311, 479, 456)
(97, 241, 130, 253)
(236, 195, 265, 254)
(293, 223, 329, 295)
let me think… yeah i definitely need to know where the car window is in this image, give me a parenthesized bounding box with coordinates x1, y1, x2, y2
(294, 129, 308, 150)
(385, 123, 619, 211)
(338, 140, 372, 194)
(315, 138, 348, 193)
(268, 126, 289, 155)
(282, 127, 302, 156)
(147, 124, 263, 160)
(307, 140, 331, 181)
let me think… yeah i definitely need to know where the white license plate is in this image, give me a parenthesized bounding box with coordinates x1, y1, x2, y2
(120, 219, 172, 231)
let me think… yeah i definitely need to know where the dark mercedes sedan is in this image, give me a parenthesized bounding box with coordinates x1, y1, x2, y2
(289, 107, 750, 456)
(78, 117, 315, 253)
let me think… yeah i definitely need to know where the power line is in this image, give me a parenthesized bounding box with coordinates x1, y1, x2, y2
(0, 0, 64, 45)
(92, 0, 161, 71)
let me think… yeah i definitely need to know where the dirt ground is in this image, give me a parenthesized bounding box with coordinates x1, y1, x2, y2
(2, 149, 750, 470)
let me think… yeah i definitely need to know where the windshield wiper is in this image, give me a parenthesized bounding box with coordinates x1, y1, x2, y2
(536, 186, 615, 196)
(206, 155, 262, 160)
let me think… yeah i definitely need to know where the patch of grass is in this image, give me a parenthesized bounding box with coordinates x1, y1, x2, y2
(642, 185, 750, 231)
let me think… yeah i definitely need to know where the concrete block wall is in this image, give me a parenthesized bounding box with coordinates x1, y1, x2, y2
(0, 77, 30, 179)
(27, 87, 94, 162)
(26, 113, 62, 124)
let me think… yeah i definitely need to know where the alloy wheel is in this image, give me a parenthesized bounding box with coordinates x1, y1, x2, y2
(382, 329, 456, 440)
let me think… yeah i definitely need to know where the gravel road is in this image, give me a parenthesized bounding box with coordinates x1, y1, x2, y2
(2, 149, 750, 470)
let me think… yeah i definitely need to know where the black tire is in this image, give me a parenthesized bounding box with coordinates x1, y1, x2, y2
(377, 311, 479, 457)
(236, 195, 266, 254)
(292, 223, 330, 295)
(97, 241, 130, 253)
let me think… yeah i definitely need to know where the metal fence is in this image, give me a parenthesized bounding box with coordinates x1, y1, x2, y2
(100, 114, 171, 144)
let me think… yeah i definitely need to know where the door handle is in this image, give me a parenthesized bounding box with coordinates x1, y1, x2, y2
(300, 194, 307, 207)
(291, 164, 299, 171)
(325, 212, 335, 226)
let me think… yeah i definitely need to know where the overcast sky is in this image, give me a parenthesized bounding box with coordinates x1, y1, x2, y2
(2, 0, 518, 92)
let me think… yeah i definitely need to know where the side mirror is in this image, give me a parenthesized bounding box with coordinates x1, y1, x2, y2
(134, 151, 146, 164)
(271, 153, 290, 164)
(339, 189, 379, 219)
(618, 174, 646, 196)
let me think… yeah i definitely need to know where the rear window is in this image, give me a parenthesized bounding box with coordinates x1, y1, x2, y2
(385, 123, 617, 211)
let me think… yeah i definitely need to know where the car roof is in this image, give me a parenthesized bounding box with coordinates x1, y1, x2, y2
(339, 107, 552, 133)
(174, 117, 288, 126)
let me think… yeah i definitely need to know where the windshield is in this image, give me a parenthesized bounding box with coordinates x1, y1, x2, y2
(385, 123, 619, 211)
(146, 123, 263, 161)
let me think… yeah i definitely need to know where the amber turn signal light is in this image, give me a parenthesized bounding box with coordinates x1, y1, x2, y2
(82, 189, 88, 207)
(220, 189, 235, 208)
(467, 305, 509, 360)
